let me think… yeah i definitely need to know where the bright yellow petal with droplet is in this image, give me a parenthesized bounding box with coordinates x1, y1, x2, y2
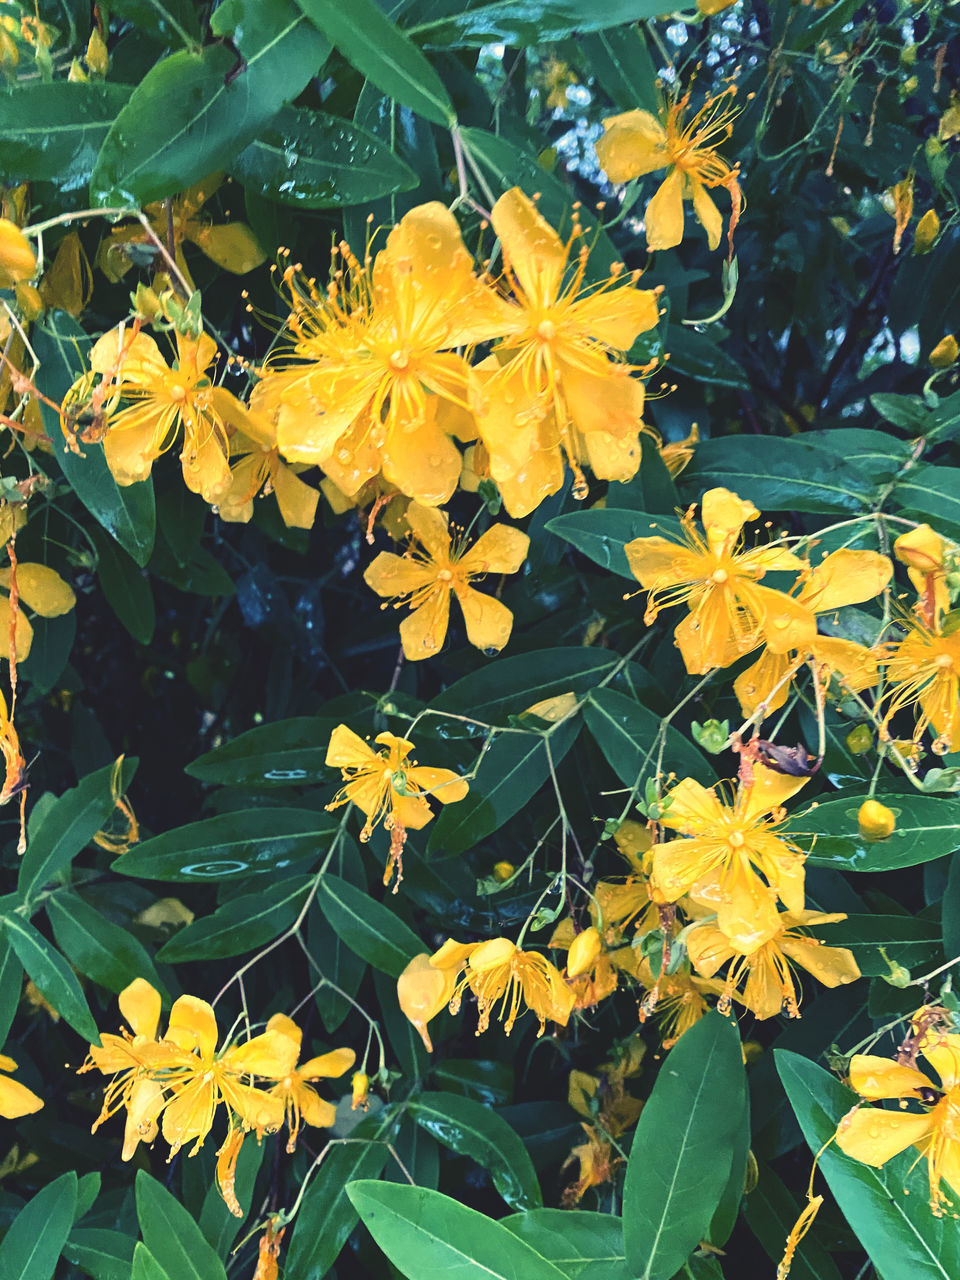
(491, 188, 567, 310)
(781, 935, 860, 988)
(701, 488, 758, 554)
(685, 923, 734, 978)
(675, 593, 748, 673)
(801, 549, 892, 611)
(848, 1055, 934, 1100)
(596, 111, 669, 182)
(750, 584, 817, 655)
(740, 949, 788, 1019)
(381, 405, 462, 507)
(733, 646, 792, 718)
(455, 585, 514, 653)
(580, 424, 643, 483)
(399, 588, 451, 661)
(570, 285, 660, 350)
(495, 442, 565, 518)
(161, 1075, 217, 1151)
(715, 868, 783, 954)
(104, 402, 175, 485)
(811, 635, 880, 694)
(187, 221, 267, 274)
(363, 550, 436, 601)
(0, 595, 34, 662)
(272, 461, 320, 530)
(562, 358, 645, 442)
(624, 536, 701, 591)
(661, 776, 727, 834)
(0, 563, 75, 617)
(180, 421, 232, 504)
(326, 724, 377, 770)
(271, 365, 380, 466)
(405, 502, 451, 563)
(835, 1105, 934, 1167)
(643, 169, 685, 252)
(219, 1076, 284, 1135)
(739, 762, 808, 823)
(166, 994, 219, 1059)
(406, 764, 469, 805)
(460, 523, 529, 576)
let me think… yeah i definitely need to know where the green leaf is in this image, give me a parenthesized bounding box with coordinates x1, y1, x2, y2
(135, 1172, 227, 1280)
(295, 0, 455, 127)
(431, 647, 617, 724)
(232, 105, 418, 207)
(501, 1209, 626, 1279)
(777, 1050, 960, 1280)
(798, 794, 960, 871)
(90, 524, 155, 646)
(316, 872, 421, 976)
(309, 845, 367, 1033)
(708, 1076, 750, 1248)
(581, 27, 658, 113)
(892, 464, 960, 541)
(547, 509, 681, 579)
(409, 1091, 541, 1211)
(0, 1172, 77, 1280)
(821, 914, 942, 976)
(90, 13, 330, 205)
(19, 760, 137, 902)
(115, 809, 337, 881)
(198, 1136, 264, 1258)
(284, 1121, 390, 1279)
(0, 84, 131, 189)
(806, 427, 913, 484)
(684, 436, 874, 514)
(428, 718, 580, 856)
(156, 875, 311, 961)
(47, 891, 166, 996)
(64, 1229, 137, 1280)
(346, 1182, 568, 1280)
(130, 1245, 174, 1280)
(407, 0, 671, 46)
(743, 1162, 843, 1280)
(943, 851, 960, 964)
(584, 688, 714, 792)
(2, 915, 99, 1043)
(0, 937, 23, 1046)
(623, 1011, 745, 1280)
(33, 312, 156, 566)
(109, 0, 201, 43)
(186, 716, 336, 787)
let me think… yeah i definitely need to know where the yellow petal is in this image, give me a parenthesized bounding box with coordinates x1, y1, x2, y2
(714, 868, 783, 954)
(675, 595, 749, 674)
(119, 977, 162, 1041)
(624, 536, 700, 591)
(187, 221, 267, 274)
(299, 1047, 356, 1080)
(397, 953, 456, 1051)
(166, 995, 218, 1060)
(265, 1013, 303, 1050)
(801, 549, 893, 611)
(750, 584, 817, 655)
(455, 585, 514, 653)
(406, 765, 469, 805)
(0, 595, 34, 662)
(920, 1034, 960, 1091)
(811, 635, 879, 694)
(780, 935, 860, 988)
(734, 647, 792, 719)
(38, 231, 92, 317)
(219, 1076, 284, 1135)
(270, 365, 380, 466)
(835, 1105, 934, 1167)
(272, 460, 319, 530)
(296, 1082, 337, 1129)
(491, 188, 567, 309)
(460, 524, 529, 576)
(580, 426, 644, 483)
(225, 1030, 300, 1078)
(0, 1075, 42, 1119)
(596, 111, 670, 182)
(847, 1055, 934, 1100)
(326, 724, 376, 770)
(363, 551, 435, 600)
(381, 404, 462, 507)
(701, 488, 758, 554)
(104, 402, 174, 485)
(0, 220, 36, 288)
(569, 285, 660, 350)
(561, 359, 645, 444)
(161, 1076, 216, 1151)
(0, 563, 75, 617)
(661, 777, 727, 834)
(400, 589, 451, 661)
(121, 1078, 162, 1159)
(690, 179, 723, 250)
(739, 762, 808, 823)
(685, 922, 734, 978)
(180, 422, 232, 505)
(644, 169, 685, 252)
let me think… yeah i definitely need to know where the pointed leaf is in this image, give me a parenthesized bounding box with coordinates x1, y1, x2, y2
(156, 876, 311, 961)
(316, 873, 420, 976)
(135, 1172, 227, 1280)
(0, 1172, 77, 1280)
(2, 915, 99, 1043)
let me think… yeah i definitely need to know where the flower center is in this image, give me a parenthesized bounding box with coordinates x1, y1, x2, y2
(728, 831, 745, 848)
(936, 653, 954, 669)
(537, 320, 556, 342)
(389, 349, 410, 370)
(436, 569, 453, 583)
(711, 568, 728, 584)
(169, 382, 187, 402)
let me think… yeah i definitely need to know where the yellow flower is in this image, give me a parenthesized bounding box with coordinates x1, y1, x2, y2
(894, 524, 950, 627)
(475, 188, 660, 516)
(549, 919, 619, 1010)
(252, 203, 511, 505)
(652, 764, 808, 952)
(0, 219, 35, 288)
(86, 326, 244, 503)
(625, 487, 815, 674)
(363, 503, 528, 660)
(835, 1026, 960, 1213)
(324, 724, 468, 887)
(734, 548, 892, 718)
(0, 1054, 42, 1119)
(96, 175, 266, 288)
(0, 560, 76, 663)
(562, 1125, 620, 1206)
(397, 942, 477, 1051)
(880, 617, 960, 753)
(685, 908, 860, 1019)
(261, 1013, 355, 1152)
(539, 57, 577, 111)
(634, 955, 725, 1047)
(217, 401, 319, 529)
(457, 936, 576, 1036)
(596, 89, 741, 251)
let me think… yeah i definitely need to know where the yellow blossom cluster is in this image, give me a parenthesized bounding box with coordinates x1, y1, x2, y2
(80, 979, 354, 1214)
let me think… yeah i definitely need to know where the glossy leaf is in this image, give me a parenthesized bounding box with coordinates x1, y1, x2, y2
(821, 914, 942, 976)
(0, 937, 23, 1046)
(584, 688, 714, 790)
(130, 1245, 174, 1280)
(428, 718, 580, 856)
(798, 794, 960, 871)
(406, 0, 672, 45)
(0, 84, 132, 190)
(943, 851, 960, 964)
(2, 915, 100, 1043)
(64, 1229, 137, 1280)
(501, 1209, 627, 1279)
(316, 872, 421, 976)
(623, 1011, 745, 1280)
(114, 809, 337, 881)
(409, 1091, 541, 1211)
(0, 1172, 77, 1280)
(284, 1120, 390, 1279)
(346, 1181, 568, 1280)
(47, 891, 167, 996)
(90, 524, 155, 646)
(156, 875, 311, 961)
(777, 1050, 960, 1280)
(430, 647, 617, 723)
(684, 436, 875, 514)
(19, 759, 138, 902)
(295, 0, 455, 127)
(232, 106, 418, 207)
(581, 26, 659, 113)
(135, 1172, 227, 1280)
(547, 509, 682, 579)
(893, 463, 960, 541)
(186, 716, 336, 787)
(309, 845, 367, 1033)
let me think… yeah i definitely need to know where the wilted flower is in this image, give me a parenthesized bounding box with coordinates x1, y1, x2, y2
(260, 1013, 355, 1152)
(397, 943, 477, 1051)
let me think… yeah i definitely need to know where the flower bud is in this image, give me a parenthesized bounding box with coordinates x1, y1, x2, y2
(396, 954, 456, 1053)
(492, 860, 515, 883)
(845, 724, 874, 755)
(895, 523, 943, 575)
(857, 799, 896, 842)
(351, 1072, 369, 1111)
(929, 335, 958, 369)
(0, 220, 36, 288)
(566, 927, 602, 978)
(913, 209, 940, 254)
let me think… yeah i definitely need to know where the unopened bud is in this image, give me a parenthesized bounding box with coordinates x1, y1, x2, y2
(566, 927, 602, 978)
(845, 724, 874, 755)
(929, 335, 959, 369)
(351, 1071, 369, 1111)
(857, 799, 896, 841)
(913, 209, 940, 254)
(492, 860, 515, 883)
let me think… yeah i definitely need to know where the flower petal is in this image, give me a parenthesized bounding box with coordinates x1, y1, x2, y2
(0, 1074, 43, 1119)
(644, 169, 685, 252)
(847, 1055, 934, 1100)
(780, 935, 860, 988)
(299, 1047, 356, 1080)
(225, 1030, 300, 1078)
(119, 977, 162, 1041)
(739, 763, 808, 824)
(363, 552, 436, 600)
(406, 765, 469, 805)
(460, 524, 529, 576)
(326, 724, 376, 770)
(811, 636, 880, 694)
(187, 221, 267, 274)
(733, 647, 792, 719)
(701, 488, 758, 555)
(455, 585, 514, 653)
(0, 596, 34, 662)
(381, 404, 462, 507)
(568, 285, 660, 352)
(920, 1033, 960, 1091)
(835, 1105, 934, 1167)
(400, 589, 451, 661)
(405, 502, 451, 563)
(596, 110, 670, 182)
(166, 995, 218, 1059)
(801, 550, 893, 612)
(491, 188, 567, 310)
(690, 179, 723, 251)
(1, 563, 76, 617)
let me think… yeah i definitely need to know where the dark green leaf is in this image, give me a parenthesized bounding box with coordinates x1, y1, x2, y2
(186, 717, 336, 787)
(90, 524, 155, 646)
(109, 0, 201, 44)
(316, 872, 421, 976)
(822, 914, 942, 976)
(623, 1012, 745, 1280)
(0, 84, 132, 189)
(130, 1245, 173, 1280)
(309, 844, 367, 1033)
(2, 914, 99, 1042)
(408, 0, 672, 46)
(502, 1209, 626, 1280)
(798, 794, 960, 871)
(0, 938, 23, 1046)
(232, 106, 418, 207)
(156, 875, 311, 960)
(295, 0, 455, 127)
(409, 1091, 541, 1211)
(431, 647, 616, 724)
(585, 688, 714, 791)
(115, 809, 337, 881)
(943, 851, 960, 964)
(346, 1181, 567, 1280)
(582, 27, 658, 113)
(0, 1172, 77, 1280)
(892, 464, 960, 541)
(547, 509, 681, 579)
(135, 1171, 227, 1280)
(64, 1229, 137, 1280)
(684, 436, 874, 514)
(48, 891, 166, 995)
(19, 759, 137, 902)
